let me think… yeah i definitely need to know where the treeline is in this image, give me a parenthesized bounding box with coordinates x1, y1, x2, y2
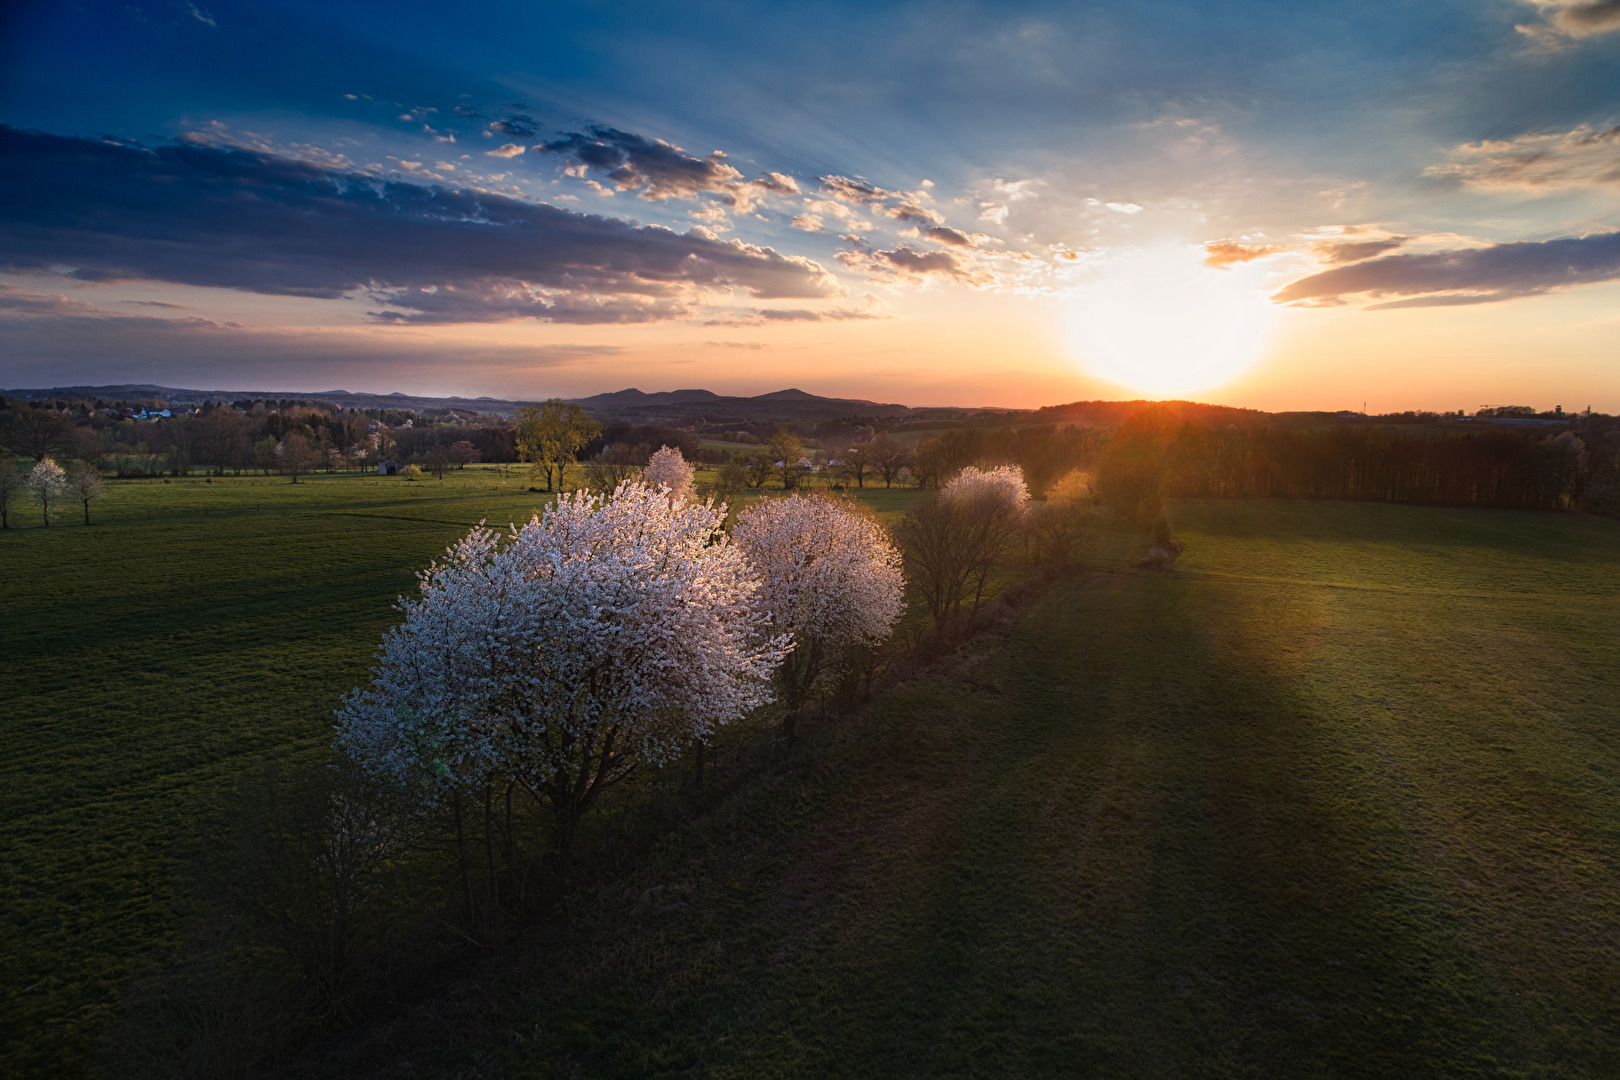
(1089, 408, 1611, 522)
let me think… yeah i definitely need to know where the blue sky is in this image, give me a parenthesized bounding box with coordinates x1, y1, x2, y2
(2, 0, 1618, 407)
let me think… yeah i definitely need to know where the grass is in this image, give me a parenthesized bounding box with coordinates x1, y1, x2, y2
(0, 466, 918, 1074)
(7, 485, 1619, 1076)
(331, 498, 1618, 1079)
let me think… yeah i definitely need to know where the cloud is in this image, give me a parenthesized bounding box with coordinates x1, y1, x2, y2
(0, 284, 621, 384)
(485, 143, 526, 158)
(487, 114, 539, 139)
(791, 214, 824, 232)
(923, 226, 975, 248)
(836, 245, 977, 282)
(1517, 0, 1620, 41)
(1424, 124, 1620, 190)
(755, 172, 800, 194)
(1271, 231, 1620, 308)
(1202, 240, 1280, 268)
(818, 175, 891, 205)
(540, 126, 796, 210)
(0, 125, 840, 325)
(702, 305, 886, 326)
(1312, 238, 1406, 264)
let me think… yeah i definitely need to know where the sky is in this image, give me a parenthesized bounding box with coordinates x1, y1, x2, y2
(1, 0, 1618, 411)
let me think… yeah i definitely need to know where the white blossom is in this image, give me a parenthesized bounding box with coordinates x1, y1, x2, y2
(731, 493, 905, 715)
(27, 458, 66, 526)
(336, 481, 787, 845)
(643, 444, 695, 500)
(940, 464, 1030, 518)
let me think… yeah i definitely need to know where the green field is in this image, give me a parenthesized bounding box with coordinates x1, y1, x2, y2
(0, 467, 917, 1073)
(346, 499, 1618, 1078)
(4, 483, 1619, 1076)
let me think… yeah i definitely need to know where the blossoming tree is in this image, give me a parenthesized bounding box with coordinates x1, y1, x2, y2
(337, 481, 786, 853)
(732, 494, 905, 737)
(27, 458, 65, 527)
(643, 444, 695, 500)
(898, 464, 1030, 629)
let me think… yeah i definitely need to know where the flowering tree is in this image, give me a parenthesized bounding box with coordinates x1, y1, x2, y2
(336, 481, 786, 854)
(643, 444, 695, 499)
(62, 461, 107, 525)
(27, 458, 65, 527)
(897, 464, 1030, 629)
(732, 494, 905, 736)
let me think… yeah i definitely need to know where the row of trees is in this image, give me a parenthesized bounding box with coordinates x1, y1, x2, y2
(337, 472, 907, 872)
(0, 457, 106, 527)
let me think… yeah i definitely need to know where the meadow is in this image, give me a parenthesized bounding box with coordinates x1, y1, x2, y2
(338, 500, 1620, 1078)
(3, 475, 1618, 1076)
(0, 466, 905, 1074)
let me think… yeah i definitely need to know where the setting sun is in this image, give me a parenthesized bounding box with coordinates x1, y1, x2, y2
(1063, 246, 1280, 395)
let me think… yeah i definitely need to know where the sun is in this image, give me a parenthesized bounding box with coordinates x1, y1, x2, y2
(1063, 245, 1279, 395)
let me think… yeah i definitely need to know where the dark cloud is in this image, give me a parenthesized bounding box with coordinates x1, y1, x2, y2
(0, 285, 621, 383)
(1271, 232, 1620, 308)
(488, 113, 538, 139)
(1516, 0, 1620, 38)
(818, 175, 891, 205)
(923, 226, 974, 248)
(1313, 238, 1406, 264)
(540, 126, 747, 201)
(888, 202, 944, 225)
(836, 245, 972, 281)
(1202, 240, 1281, 268)
(0, 125, 838, 325)
(754, 172, 801, 194)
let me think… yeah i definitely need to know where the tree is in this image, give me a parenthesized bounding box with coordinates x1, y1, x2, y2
(0, 458, 23, 529)
(512, 399, 601, 492)
(896, 465, 1030, 630)
(275, 431, 321, 483)
(838, 443, 872, 488)
(27, 458, 66, 527)
(62, 461, 107, 525)
(425, 445, 452, 480)
(732, 494, 905, 738)
(6, 407, 73, 461)
(644, 444, 695, 499)
(743, 452, 774, 489)
(1030, 468, 1095, 566)
(870, 438, 910, 488)
(253, 435, 280, 474)
(447, 440, 481, 469)
(770, 428, 805, 490)
(713, 456, 749, 500)
(336, 482, 786, 855)
(584, 443, 642, 492)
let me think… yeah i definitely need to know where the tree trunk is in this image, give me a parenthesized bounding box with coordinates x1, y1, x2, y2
(82, 498, 90, 526)
(453, 791, 474, 917)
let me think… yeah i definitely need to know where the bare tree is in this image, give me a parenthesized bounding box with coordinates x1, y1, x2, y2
(0, 459, 23, 529)
(583, 442, 642, 491)
(770, 428, 805, 490)
(62, 461, 108, 525)
(276, 432, 321, 483)
(6, 407, 74, 461)
(837, 443, 872, 488)
(895, 466, 1030, 631)
(447, 440, 481, 469)
(425, 446, 452, 480)
(743, 453, 774, 489)
(870, 439, 910, 488)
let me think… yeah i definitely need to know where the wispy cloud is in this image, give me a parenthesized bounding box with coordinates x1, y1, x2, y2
(1424, 123, 1620, 190)
(1272, 231, 1620, 308)
(1202, 240, 1280, 268)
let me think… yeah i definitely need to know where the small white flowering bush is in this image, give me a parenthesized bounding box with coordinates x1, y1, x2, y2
(643, 444, 695, 500)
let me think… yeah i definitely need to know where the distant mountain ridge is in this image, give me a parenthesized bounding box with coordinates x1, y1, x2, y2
(1, 383, 918, 422)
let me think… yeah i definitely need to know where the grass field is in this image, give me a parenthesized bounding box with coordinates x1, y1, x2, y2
(5, 484, 1619, 1076)
(0, 467, 920, 1074)
(324, 499, 1618, 1078)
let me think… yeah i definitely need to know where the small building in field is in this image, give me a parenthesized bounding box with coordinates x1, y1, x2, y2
(378, 460, 399, 476)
